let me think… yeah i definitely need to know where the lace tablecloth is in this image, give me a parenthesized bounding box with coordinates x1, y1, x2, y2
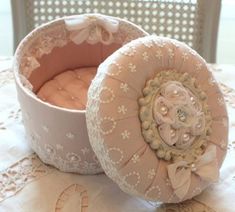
(0, 57, 235, 212)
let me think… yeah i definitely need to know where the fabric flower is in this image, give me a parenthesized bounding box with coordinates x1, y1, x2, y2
(175, 128, 196, 149)
(172, 105, 198, 129)
(153, 96, 174, 125)
(160, 81, 189, 104)
(158, 123, 179, 146)
(153, 81, 205, 149)
(190, 113, 206, 136)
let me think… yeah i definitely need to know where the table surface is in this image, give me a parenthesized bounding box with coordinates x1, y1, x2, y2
(0, 57, 235, 212)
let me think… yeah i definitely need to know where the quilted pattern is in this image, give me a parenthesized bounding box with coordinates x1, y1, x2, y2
(37, 67, 97, 110)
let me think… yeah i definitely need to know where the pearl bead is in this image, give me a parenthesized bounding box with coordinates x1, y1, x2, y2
(173, 90, 178, 95)
(70, 155, 78, 161)
(183, 133, 190, 141)
(190, 96, 196, 105)
(179, 115, 186, 121)
(160, 106, 168, 115)
(191, 163, 197, 171)
(71, 96, 75, 100)
(170, 129, 176, 137)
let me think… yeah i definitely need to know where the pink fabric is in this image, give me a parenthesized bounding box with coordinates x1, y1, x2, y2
(14, 14, 148, 174)
(37, 67, 97, 110)
(87, 36, 228, 202)
(29, 42, 120, 92)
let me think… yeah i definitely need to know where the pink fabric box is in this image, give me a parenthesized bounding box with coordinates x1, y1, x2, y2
(13, 14, 148, 174)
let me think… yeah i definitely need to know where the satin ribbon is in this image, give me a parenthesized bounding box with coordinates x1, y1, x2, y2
(167, 145, 219, 200)
(65, 14, 119, 45)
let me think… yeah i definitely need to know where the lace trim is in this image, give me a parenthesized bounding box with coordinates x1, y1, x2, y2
(0, 153, 53, 203)
(14, 16, 147, 84)
(28, 132, 103, 174)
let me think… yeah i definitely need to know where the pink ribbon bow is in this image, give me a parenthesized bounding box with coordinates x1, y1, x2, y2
(65, 14, 119, 45)
(167, 145, 219, 200)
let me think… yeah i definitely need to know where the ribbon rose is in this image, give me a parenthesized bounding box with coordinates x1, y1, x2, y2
(167, 145, 219, 200)
(65, 14, 119, 45)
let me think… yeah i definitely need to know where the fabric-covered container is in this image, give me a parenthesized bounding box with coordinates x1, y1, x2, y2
(13, 14, 148, 174)
(86, 35, 228, 202)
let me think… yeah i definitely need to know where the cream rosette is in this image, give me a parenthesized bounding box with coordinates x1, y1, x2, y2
(153, 81, 206, 149)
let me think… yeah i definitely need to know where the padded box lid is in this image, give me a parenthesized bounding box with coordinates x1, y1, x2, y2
(86, 35, 228, 203)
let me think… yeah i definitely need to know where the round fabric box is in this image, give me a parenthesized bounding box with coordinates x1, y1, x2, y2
(86, 35, 228, 202)
(13, 14, 148, 174)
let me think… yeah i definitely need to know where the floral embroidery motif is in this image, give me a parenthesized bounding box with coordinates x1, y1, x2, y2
(118, 105, 127, 114)
(120, 83, 129, 93)
(168, 48, 174, 59)
(141, 38, 154, 48)
(121, 130, 130, 140)
(66, 132, 75, 140)
(153, 39, 166, 47)
(128, 63, 137, 73)
(155, 50, 163, 60)
(218, 97, 225, 106)
(66, 152, 81, 162)
(182, 52, 189, 61)
(81, 147, 90, 155)
(120, 45, 136, 56)
(45, 144, 55, 155)
(147, 168, 156, 179)
(131, 154, 140, 163)
(139, 71, 211, 162)
(196, 62, 203, 71)
(142, 52, 149, 61)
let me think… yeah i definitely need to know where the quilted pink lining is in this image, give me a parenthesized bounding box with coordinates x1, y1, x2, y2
(37, 67, 97, 110)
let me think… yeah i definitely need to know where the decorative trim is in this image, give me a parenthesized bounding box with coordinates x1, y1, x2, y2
(138, 70, 212, 163)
